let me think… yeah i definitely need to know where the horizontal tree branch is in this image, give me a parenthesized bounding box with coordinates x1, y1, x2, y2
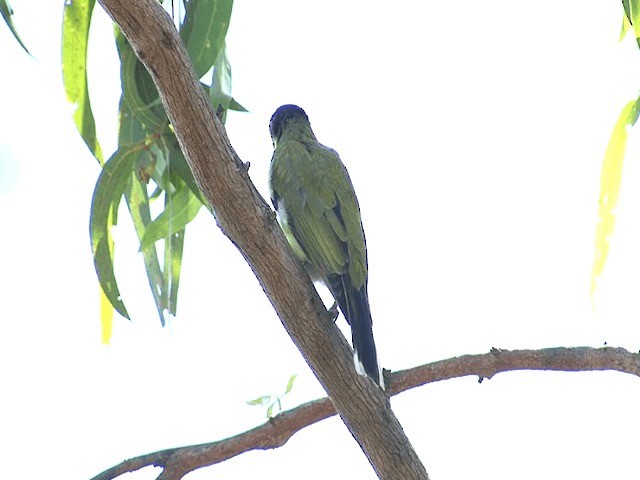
(91, 346, 640, 480)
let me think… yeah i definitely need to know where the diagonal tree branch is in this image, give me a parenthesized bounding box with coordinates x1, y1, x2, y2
(96, 0, 426, 478)
(91, 346, 640, 480)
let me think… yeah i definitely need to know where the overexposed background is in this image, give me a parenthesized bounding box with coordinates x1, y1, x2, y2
(2, 1, 640, 479)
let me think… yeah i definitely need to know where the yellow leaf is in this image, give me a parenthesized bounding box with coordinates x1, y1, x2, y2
(100, 286, 114, 344)
(620, 13, 631, 42)
(591, 98, 640, 300)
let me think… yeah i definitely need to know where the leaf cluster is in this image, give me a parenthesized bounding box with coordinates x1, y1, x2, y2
(246, 374, 298, 419)
(58, 0, 245, 335)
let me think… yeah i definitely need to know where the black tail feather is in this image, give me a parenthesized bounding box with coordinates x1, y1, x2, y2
(327, 274, 381, 387)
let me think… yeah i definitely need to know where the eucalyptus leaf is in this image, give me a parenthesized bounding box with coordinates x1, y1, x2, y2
(0, 0, 29, 54)
(180, 0, 234, 79)
(284, 374, 297, 394)
(246, 396, 270, 406)
(90, 149, 138, 318)
(118, 97, 149, 146)
(210, 44, 233, 121)
(229, 98, 248, 112)
(126, 173, 168, 324)
(591, 95, 640, 297)
(119, 39, 167, 129)
(140, 185, 203, 251)
(164, 224, 185, 316)
(62, 0, 103, 163)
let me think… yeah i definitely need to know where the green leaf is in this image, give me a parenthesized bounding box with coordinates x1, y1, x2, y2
(229, 98, 248, 112)
(246, 395, 270, 406)
(117, 93, 168, 324)
(140, 184, 202, 251)
(117, 31, 167, 130)
(100, 288, 114, 343)
(208, 44, 247, 120)
(623, 0, 631, 24)
(118, 97, 147, 146)
(126, 173, 162, 305)
(126, 174, 169, 324)
(591, 95, 640, 298)
(90, 149, 138, 319)
(118, 95, 194, 325)
(284, 374, 297, 394)
(158, 176, 192, 316)
(266, 403, 275, 418)
(138, 142, 173, 192)
(625, 0, 640, 48)
(621, 11, 631, 42)
(164, 219, 185, 316)
(62, 0, 103, 164)
(209, 48, 248, 123)
(209, 43, 233, 121)
(0, 0, 29, 54)
(180, 0, 234, 78)
(88, 2, 239, 327)
(211, 44, 232, 103)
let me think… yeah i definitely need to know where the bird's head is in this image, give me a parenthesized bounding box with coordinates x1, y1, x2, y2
(269, 104, 311, 145)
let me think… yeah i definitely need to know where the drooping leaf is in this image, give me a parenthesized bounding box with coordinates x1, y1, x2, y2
(164, 219, 185, 317)
(140, 184, 202, 251)
(591, 96, 640, 298)
(125, 174, 167, 324)
(162, 177, 190, 317)
(119, 106, 167, 325)
(180, 0, 233, 78)
(90, 148, 138, 319)
(118, 95, 191, 326)
(90, 2, 240, 329)
(100, 287, 114, 343)
(621, 11, 631, 42)
(62, 0, 103, 163)
(0, 0, 29, 54)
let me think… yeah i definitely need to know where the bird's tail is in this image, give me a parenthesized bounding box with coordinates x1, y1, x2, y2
(330, 275, 382, 388)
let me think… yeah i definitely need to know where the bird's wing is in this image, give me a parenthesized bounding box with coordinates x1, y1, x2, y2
(270, 140, 367, 287)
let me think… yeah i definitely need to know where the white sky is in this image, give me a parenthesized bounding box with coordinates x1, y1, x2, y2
(2, 1, 640, 479)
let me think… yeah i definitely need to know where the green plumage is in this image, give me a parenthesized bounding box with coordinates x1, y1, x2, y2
(268, 104, 381, 387)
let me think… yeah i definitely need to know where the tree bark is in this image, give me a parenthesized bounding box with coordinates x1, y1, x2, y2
(96, 0, 428, 478)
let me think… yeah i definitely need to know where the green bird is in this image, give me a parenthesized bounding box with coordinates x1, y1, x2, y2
(268, 104, 382, 387)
